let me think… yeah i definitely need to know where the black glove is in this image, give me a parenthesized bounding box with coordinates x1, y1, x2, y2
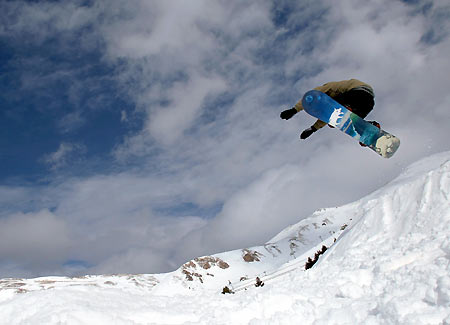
(280, 108, 297, 120)
(300, 126, 317, 139)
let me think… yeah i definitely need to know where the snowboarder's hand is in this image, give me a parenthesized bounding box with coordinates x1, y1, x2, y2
(280, 108, 297, 120)
(300, 126, 317, 139)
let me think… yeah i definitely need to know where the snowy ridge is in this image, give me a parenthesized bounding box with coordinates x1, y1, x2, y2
(228, 212, 350, 293)
(0, 274, 158, 296)
(169, 205, 352, 293)
(0, 151, 449, 324)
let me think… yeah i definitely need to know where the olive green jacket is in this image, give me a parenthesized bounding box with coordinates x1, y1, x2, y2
(294, 79, 374, 130)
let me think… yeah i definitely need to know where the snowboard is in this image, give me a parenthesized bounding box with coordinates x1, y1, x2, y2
(302, 90, 400, 158)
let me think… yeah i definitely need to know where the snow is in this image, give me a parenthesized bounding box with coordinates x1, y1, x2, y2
(1, 151, 449, 324)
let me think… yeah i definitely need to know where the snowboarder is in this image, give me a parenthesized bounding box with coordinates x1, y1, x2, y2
(280, 79, 376, 139)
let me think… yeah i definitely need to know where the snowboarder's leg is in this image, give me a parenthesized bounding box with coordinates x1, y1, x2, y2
(335, 88, 375, 118)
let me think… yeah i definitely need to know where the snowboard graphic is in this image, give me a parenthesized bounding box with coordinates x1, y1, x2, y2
(302, 90, 400, 158)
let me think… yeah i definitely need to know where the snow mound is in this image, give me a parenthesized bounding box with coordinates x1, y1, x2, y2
(274, 151, 450, 324)
(0, 151, 449, 324)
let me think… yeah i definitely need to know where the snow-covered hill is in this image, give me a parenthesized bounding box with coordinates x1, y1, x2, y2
(1, 151, 449, 324)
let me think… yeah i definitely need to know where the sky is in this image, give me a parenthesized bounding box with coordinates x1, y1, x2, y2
(0, 0, 449, 278)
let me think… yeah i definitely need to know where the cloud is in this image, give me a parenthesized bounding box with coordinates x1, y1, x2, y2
(42, 142, 86, 170)
(0, 1, 98, 42)
(88, 215, 207, 275)
(1, 0, 450, 278)
(145, 74, 227, 146)
(173, 141, 404, 262)
(57, 111, 85, 133)
(120, 110, 128, 123)
(0, 210, 71, 272)
(0, 172, 208, 276)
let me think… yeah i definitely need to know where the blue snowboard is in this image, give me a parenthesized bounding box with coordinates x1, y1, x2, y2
(302, 90, 400, 158)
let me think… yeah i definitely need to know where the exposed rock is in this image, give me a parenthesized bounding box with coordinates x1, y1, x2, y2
(305, 245, 328, 270)
(255, 277, 264, 287)
(194, 257, 229, 270)
(264, 244, 282, 257)
(242, 249, 262, 262)
(222, 286, 234, 294)
(182, 270, 203, 283)
(183, 261, 197, 269)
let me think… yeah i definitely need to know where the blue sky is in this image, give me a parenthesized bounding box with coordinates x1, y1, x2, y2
(0, 8, 135, 183)
(1, 0, 450, 278)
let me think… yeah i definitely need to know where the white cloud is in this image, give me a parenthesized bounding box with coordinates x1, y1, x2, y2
(1, 0, 450, 277)
(58, 111, 85, 133)
(0, 210, 70, 267)
(42, 142, 85, 170)
(0, 1, 98, 41)
(120, 110, 128, 122)
(145, 74, 227, 146)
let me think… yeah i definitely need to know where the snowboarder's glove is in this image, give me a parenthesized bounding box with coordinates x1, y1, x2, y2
(300, 126, 317, 139)
(280, 108, 297, 120)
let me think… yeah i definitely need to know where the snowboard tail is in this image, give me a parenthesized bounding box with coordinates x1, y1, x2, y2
(302, 90, 400, 158)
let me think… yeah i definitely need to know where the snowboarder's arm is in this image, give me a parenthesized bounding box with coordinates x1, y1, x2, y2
(300, 119, 327, 139)
(293, 100, 327, 131)
(294, 99, 304, 112)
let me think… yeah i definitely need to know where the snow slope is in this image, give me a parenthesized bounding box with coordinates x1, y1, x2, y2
(0, 151, 449, 324)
